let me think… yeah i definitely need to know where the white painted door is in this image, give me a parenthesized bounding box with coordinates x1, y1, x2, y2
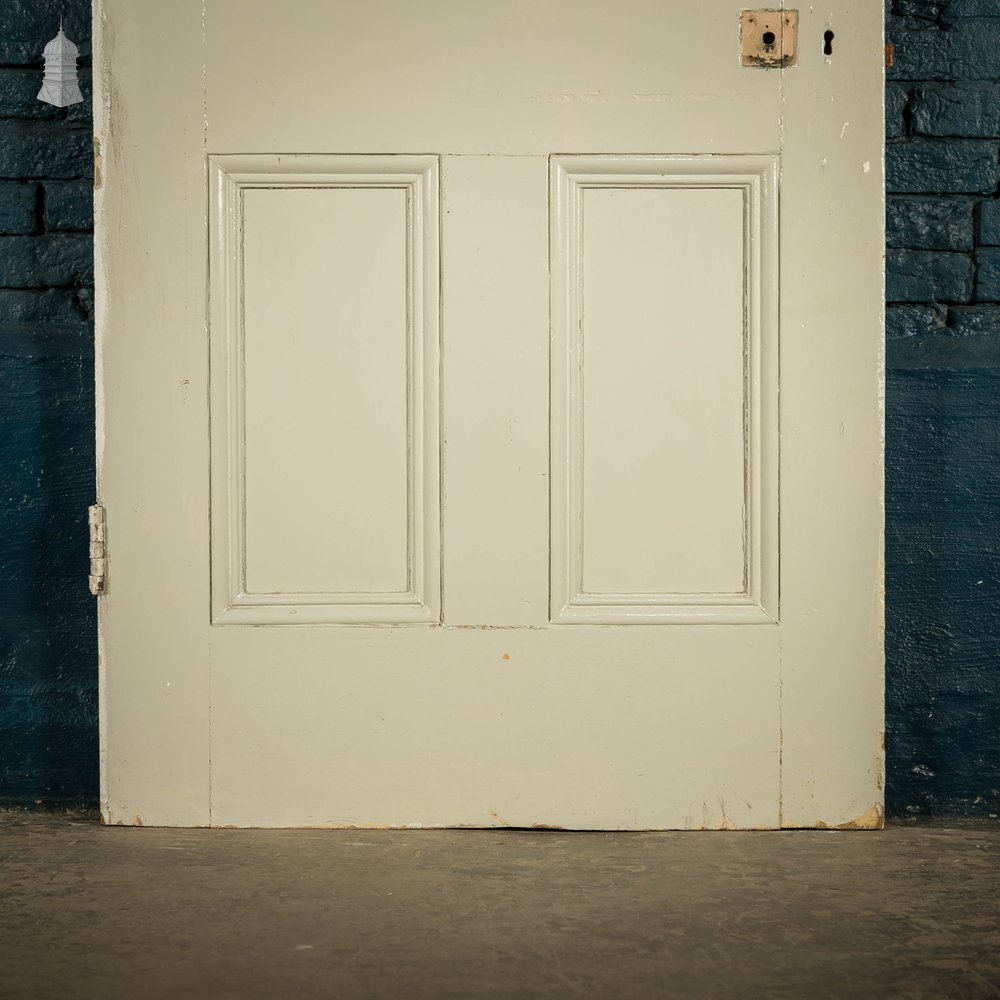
(94, 1, 885, 829)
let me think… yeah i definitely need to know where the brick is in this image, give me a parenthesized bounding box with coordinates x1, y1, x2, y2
(950, 305, 1000, 334)
(946, 22, 1000, 79)
(886, 24, 954, 81)
(0, 290, 92, 359)
(0, 235, 93, 288)
(0, 68, 60, 121)
(0, 66, 92, 126)
(0, 123, 91, 181)
(887, 85, 911, 140)
(943, 0, 1000, 19)
(912, 83, 1000, 137)
(976, 248, 1000, 300)
(891, 2, 949, 20)
(0, 183, 40, 235)
(979, 200, 1000, 244)
(0, 0, 91, 66)
(887, 249, 974, 302)
(979, 199, 1000, 244)
(886, 304, 949, 339)
(888, 22, 1000, 80)
(887, 329, 1000, 368)
(887, 197, 974, 250)
(63, 71, 93, 126)
(886, 140, 999, 194)
(0, 288, 90, 328)
(43, 181, 92, 232)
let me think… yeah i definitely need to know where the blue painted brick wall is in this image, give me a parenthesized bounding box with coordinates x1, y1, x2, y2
(0, 0, 97, 809)
(887, 0, 1000, 817)
(1, 1, 999, 818)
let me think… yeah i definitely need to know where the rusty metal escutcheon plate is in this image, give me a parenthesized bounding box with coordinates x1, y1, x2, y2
(740, 9, 798, 68)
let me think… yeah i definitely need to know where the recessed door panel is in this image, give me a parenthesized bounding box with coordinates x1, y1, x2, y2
(208, 156, 440, 625)
(581, 185, 746, 595)
(550, 156, 778, 624)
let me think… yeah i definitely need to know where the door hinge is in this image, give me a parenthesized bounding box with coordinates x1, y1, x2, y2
(88, 504, 107, 595)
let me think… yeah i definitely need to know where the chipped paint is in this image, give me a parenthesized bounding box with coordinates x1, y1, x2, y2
(836, 804, 884, 830)
(813, 803, 884, 830)
(713, 798, 736, 830)
(93, 136, 104, 190)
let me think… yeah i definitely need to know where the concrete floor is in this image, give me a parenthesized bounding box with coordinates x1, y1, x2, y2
(1, 816, 999, 999)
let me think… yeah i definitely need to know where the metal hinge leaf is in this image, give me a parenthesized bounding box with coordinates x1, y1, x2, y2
(89, 503, 106, 595)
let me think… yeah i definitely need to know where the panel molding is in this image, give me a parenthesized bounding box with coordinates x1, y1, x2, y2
(549, 155, 779, 625)
(209, 154, 440, 625)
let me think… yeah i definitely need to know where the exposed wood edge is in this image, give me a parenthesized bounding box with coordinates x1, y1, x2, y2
(834, 804, 886, 830)
(783, 803, 886, 831)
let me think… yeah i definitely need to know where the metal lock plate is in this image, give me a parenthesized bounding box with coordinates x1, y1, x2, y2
(741, 9, 798, 68)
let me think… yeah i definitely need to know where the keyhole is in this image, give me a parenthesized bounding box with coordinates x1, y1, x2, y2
(762, 30, 776, 47)
(824, 29, 835, 55)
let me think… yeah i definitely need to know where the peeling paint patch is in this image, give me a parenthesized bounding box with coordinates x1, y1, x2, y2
(812, 804, 885, 830)
(836, 804, 884, 830)
(93, 136, 103, 190)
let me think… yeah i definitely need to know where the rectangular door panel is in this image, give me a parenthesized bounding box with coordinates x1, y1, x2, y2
(205, 1, 781, 156)
(550, 156, 779, 624)
(209, 156, 440, 625)
(208, 626, 781, 829)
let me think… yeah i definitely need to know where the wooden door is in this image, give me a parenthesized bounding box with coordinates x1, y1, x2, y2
(94, 1, 885, 829)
